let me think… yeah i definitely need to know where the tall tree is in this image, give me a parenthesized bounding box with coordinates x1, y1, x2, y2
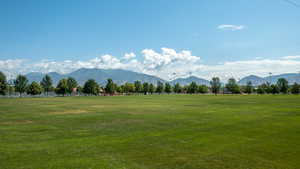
(105, 78, 116, 95)
(27, 81, 42, 95)
(0, 71, 7, 95)
(7, 85, 15, 96)
(83, 79, 99, 95)
(142, 82, 149, 95)
(173, 83, 182, 93)
(210, 77, 221, 95)
(77, 86, 83, 95)
(270, 84, 280, 94)
(116, 85, 123, 93)
(245, 81, 253, 94)
(198, 85, 208, 94)
(257, 84, 266, 94)
(40, 74, 53, 96)
(291, 83, 300, 94)
(134, 81, 142, 93)
(165, 83, 172, 94)
(277, 78, 289, 94)
(14, 75, 28, 97)
(225, 78, 240, 94)
(123, 83, 135, 94)
(187, 82, 198, 94)
(257, 83, 272, 94)
(67, 77, 78, 95)
(149, 83, 155, 94)
(55, 79, 68, 96)
(156, 81, 164, 94)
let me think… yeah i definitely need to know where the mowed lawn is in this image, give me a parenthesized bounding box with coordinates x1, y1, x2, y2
(1, 95, 300, 169)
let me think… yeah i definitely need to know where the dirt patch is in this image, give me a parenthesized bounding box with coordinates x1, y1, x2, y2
(0, 120, 33, 125)
(49, 109, 90, 115)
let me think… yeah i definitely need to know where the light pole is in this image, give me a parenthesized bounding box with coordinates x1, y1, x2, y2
(169, 72, 176, 81)
(269, 72, 272, 85)
(298, 71, 300, 84)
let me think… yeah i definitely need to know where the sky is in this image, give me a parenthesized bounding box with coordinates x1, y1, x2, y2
(1, 0, 300, 81)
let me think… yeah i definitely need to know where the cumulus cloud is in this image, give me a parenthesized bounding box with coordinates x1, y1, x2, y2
(281, 55, 300, 60)
(1, 48, 300, 81)
(218, 24, 245, 31)
(123, 52, 136, 60)
(195, 59, 300, 81)
(0, 59, 26, 78)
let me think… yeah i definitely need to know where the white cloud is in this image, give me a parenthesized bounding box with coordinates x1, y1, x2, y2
(123, 52, 136, 60)
(0, 59, 26, 79)
(281, 55, 300, 60)
(1, 48, 300, 82)
(196, 59, 300, 81)
(142, 48, 200, 71)
(218, 24, 245, 31)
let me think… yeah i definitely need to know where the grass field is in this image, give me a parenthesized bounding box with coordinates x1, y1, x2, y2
(1, 95, 300, 169)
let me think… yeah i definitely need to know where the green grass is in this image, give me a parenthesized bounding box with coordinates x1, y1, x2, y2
(1, 95, 300, 169)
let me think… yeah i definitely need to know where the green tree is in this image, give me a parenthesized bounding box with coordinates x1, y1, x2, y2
(117, 85, 123, 93)
(156, 81, 164, 94)
(265, 83, 272, 94)
(105, 78, 116, 95)
(225, 78, 240, 94)
(123, 83, 135, 94)
(14, 75, 28, 97)
(198, 85, 208, 94)
(173, 83, 182, 93)
(77, 86, 83, 95)
(257, 83, 272, 94)
(270, 84, 280, 94)
(187, 82, 198, 94)
(142, 82, 149, 95)
(277, 78, 289, 94)
(257, 84, 266, 94)
(245, 81, 253, 94)
(40, 74, 53, 96)
(149, 83, 155, 94)
(55, 79, 68, 96)
(134, 81, 142, 93)
(7, 85, 15, 96)
(0, 71, 7, 95)
(291, 83, 300, 94)
(83, 79, 100, 95)
(165, 83, 172, 94)
(67, 77, 78, 95)
(27, 81, 42, 95)
(182, 85, 189, 93)
(210, 77, 221, 95)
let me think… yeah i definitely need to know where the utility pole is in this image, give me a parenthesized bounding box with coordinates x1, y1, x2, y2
(269, 72, 272, 85)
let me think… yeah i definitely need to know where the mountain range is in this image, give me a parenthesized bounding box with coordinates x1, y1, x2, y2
(238, 73, 300, 86)
(24, 68, 300, 86)
(170, 76, 210, 86)
(25, 68, 166, 86)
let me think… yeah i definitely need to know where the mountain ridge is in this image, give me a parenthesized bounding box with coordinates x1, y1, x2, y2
(24, 68, 300, 86)
(238, 73, 300, 86)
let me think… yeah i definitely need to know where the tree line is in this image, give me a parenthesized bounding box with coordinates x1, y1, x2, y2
(0, 71, 300, 97)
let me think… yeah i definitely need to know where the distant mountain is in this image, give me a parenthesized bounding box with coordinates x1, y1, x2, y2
(170, 76, 210, 86)
(25, 72, 66, 85)
(268, 73, 300, 84)
(239, 73, 300, 86)
(24, 69, 300, 87)
(238, 75, 267, 86)
(25, 68, 165, 86)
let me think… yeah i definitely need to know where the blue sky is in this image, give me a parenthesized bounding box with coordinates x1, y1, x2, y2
(1, 0, 300, 80)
